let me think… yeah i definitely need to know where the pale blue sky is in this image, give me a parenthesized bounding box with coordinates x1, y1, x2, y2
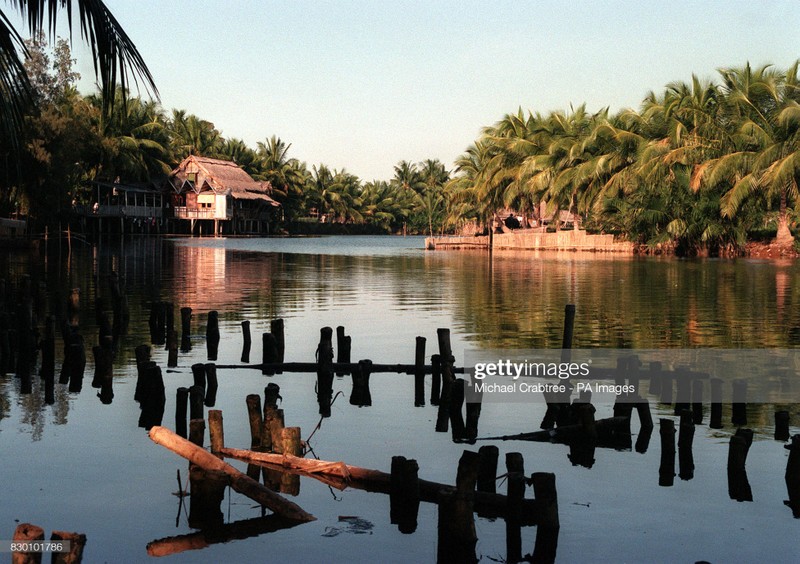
(12, 0, 800, 180)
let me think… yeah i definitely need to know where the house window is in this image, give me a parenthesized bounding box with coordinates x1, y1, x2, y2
(187, 172, 197, 183)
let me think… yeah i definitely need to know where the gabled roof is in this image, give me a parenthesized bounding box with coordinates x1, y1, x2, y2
(170, 155, 280, 206)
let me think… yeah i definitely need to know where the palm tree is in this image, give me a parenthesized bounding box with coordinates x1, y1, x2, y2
(168, 110, 222, 159)
(1, 0, 156, 152)
(256, 135, 306, 218)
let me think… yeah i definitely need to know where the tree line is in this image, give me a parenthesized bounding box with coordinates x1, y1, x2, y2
(4, 29, 799, 248)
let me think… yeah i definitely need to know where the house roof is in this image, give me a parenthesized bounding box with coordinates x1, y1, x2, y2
(170, 155, 280, 207)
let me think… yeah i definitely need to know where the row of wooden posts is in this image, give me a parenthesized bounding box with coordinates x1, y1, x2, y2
(10, 523, 85, 564)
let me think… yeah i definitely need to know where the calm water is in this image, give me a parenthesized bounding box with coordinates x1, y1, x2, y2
(1, 235, 798, 563)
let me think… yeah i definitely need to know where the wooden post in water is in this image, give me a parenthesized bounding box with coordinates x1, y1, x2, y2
(505, 452, 525, 563)
(175, 387, 189, 438)
(465, 384, 482, 442)
(206, 310, 220, 361)
(476, 445, 499, 494)
(191, 363, 206, 394)
(430, 353, 442, 406)
(435, 329, 455, 432)
(709, 378, 723, 429)
(180, 307, 192, 352)
(450, 378, 467, 442)
(189, 385, 204, 421)
(784, 435, 800, 517)
(138, 364, 166, 430)
(188, 464, 227, 529)
(350, 359, 373, 407)
(262, 333, 279, 375)
(390, 456, 420, 534)
(167, 330, 178, 368)
(208, 410, 224, 455)
(189, 418, 205, 447)
(241, 320, 251, 363)
(691, 378, 704, 424)
(50, 530, 87, 564)
(775, 411, 790, 441)
(336, 326, 351, 376)
(542, 305, 575, 430)
(727, 428, 753, 502)
(658, 418, 676, 487)
(316, 327, 334, 417)
(246, 394, 263, 449)
(648, 361, 662, 395)
(281, 427, 302, 457)
(270, 319, 285, 364)
(731, 379, 747, 426)
(40, 315, 55, 383)
(12, 522, 44, 564)
(261, 384, 282, 451)
(204, 363, 218, 407)
(437, 451, 479, 564)
(531, 473, 560, 564)
(674, 371, 691, 415)
(269, 409, 286, 454)
(678, 410, 695, 481)
(414, 336, 426, 406)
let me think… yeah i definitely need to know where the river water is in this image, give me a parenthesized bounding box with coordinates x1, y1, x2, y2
(0, 235, 798, 562)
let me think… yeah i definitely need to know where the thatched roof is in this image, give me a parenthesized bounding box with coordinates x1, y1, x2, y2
(170, 155, 280, 206)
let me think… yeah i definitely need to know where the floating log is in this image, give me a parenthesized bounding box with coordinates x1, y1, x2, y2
(149, 426, 315, 522)
(220, 447, 543, 522)
(206, 310, 220, 361)
(476, 415, 628, 446)
(241, 320, 251, 363)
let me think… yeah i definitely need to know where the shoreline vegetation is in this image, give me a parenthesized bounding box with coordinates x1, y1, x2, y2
(2, 30, 799, 257)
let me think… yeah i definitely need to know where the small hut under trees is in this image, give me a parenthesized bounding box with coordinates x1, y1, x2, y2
(167, 155, 280, 235)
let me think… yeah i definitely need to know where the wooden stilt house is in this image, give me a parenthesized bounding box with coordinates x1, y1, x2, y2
(167, 155, 280, 235)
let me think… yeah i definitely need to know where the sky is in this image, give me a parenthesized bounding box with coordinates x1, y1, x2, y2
(10, 0, 800, 181)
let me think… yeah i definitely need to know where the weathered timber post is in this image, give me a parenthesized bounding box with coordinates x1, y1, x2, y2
(659, 371, 673, 406)
(727, 428, 753, 502)
(414, 336, 426, 406)
(180, 307, 192, 352)
(205, 311, 220, 361)
(775, 411, 790, 441)
(691, 378, 704, 424)
(98, 310, 113, 350)
(50, 530, 87, 564)
(189, 385, 204, 420)
(709, 378, 723, 429)
(505, 452, 525, 563)
(208, 409, 224, 455)
(430, 353, 442, 406)
(531, 473, 560, 564)
(189, 419, 205, 448)
(40, 315, 55, 383)
(785, 435, 800, 517)
(674, 371, 691, 415)
(164, 302, 174, 346)
(260, 384, 282, 451)
(390, 456, 420, 534)
(542, 305, 575, 429)
(732, 379, 748, 426)
(658, 418, 676, 487)
(204, 363, 218, 407)
(648, 361, 662, 395)
(138, 364, 166, 430)
(12, 522, 44, 564)
(437, 451, 479, 564)
(268, 409, 285, 454)
(241, 320, 251, 363)
(316, 327, 334, 417)
(246, 394, 263, 449)
(435, 329, 455, 432)
(465, 383, 482, 442)
(281, 427, 302, 457)
(175, 387, 189, 438)
(477, 445, 499, 494)
(91, 345, 113, 389)
(678, 410, 695, 481)
(336, 326, 351, 376)
(0, 312, 10, 376)
(270, 319, 285, 365)
(66, 332, 86, 393)
(166, 330, 178, 368)
(262, 333, 279, 375)
(450, 378, 467, 442)
(350, 359, 373, 407)
(67, 287, 80, 327)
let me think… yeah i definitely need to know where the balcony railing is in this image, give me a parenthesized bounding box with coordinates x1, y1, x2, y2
(173, 207, 231, 220)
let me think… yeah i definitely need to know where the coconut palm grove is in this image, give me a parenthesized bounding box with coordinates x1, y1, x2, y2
(2, 6, 799, 255)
